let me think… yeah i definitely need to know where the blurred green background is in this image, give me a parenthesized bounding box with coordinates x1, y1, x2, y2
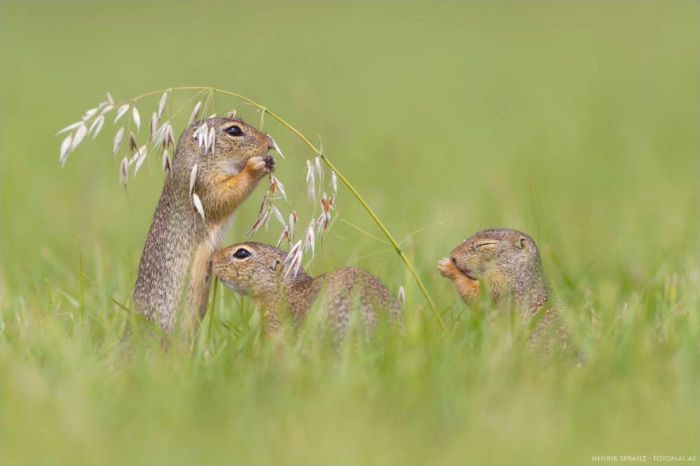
(0, 1, 698, 464)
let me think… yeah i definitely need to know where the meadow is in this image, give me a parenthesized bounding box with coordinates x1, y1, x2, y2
(0, 1, 698, 464)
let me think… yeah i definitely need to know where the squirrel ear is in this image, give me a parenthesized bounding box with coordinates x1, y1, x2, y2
(270, 259, 282, 273)
(516, 236, 527, 249)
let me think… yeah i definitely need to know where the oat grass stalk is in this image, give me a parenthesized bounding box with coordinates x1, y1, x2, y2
(68, 85, 445, 330)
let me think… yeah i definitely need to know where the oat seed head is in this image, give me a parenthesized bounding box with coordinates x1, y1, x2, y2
(189, 101, 202, 125)
(306, 160, 316, 201)
(192, 193, 205, 221)
(131, 107, 141, 131)
(157, 91, 168, 118)
(289, 212, 297, 241)
(133, 146, 148, 176)
(71, 124, 87, 151)
(272, 205, 286, 228)
(284, 240, 304, 279)
(56, 121, 82, 136)
(89, 115, 105, 139)
(119, 157, 129, 185)
(314, 156, 323, 183)
(189, 164, 198, 196)
(248, 195, 272, 238)
(59, 134, 73, 165)
(276, 226, 290, 247)
(82, 107, 98, 121)
(129, 132, 138, 152)
(114, 104, 129, 123)
(331, 171, 338, 195)
(304, 219, 316, 257)
(162, 149, 171, 173)
(207, 127, 216, 154)
(270, 175, 287, 201)
(150, 113, 158, 141)
(113, 128, 125, 156)
(270, 136, 285, 159)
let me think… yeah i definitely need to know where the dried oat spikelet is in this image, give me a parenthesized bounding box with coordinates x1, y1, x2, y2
(150, 113, 158, 141)
(276, 226, 290, 247)
(119, 157, 129, 185)
(189, 164, 198, 196)
(89, 115, 105, 139)
(59, 134, 72, 166)
(306, 160, 316, 201)
(192, 193, 205, 221)
(131, 107, 141, 131)
(112, 128, 124, 155)
(284, 240, 303, 279)
(188, 101, 202, 125)
(157, 91, 168, 118)
(304, 218, 316, 258)
(398, 286, 406, 305)
(161, 149, 171, 173)
(71, 124, 87, 151)
(133, 145, 148, 176)
(288, 212, 297, 241)
(331, 172, 338, 195)
(269, 175, 287, 201)
(247, 195, 272, 238)
(270, 136, 285, 159)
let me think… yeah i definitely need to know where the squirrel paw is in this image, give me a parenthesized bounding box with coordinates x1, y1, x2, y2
(437, 258, 456, 278)
(245, 155, 274, 178)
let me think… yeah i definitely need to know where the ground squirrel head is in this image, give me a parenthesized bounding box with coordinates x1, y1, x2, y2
(211, 242, 308, 300)
(446, 228, 549, 311)
(171, 117, 275, 192)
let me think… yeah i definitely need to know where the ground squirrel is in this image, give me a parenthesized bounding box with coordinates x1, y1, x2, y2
(211, 242, 401, 338)
(133, 118, 275, 334)
(438, 228, 563, 344)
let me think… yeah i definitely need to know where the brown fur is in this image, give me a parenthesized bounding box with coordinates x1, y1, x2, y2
(211, 242, 401, 338)
(132, 118, 274, 334)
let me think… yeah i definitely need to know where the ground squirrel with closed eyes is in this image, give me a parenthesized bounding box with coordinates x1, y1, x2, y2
(132, 118, 276, 334)
(438, 228, 565, 345)
(211, 242, 401, 338)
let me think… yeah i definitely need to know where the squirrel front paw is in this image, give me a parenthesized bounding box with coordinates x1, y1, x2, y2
(438, 258, 458, 278)
(245, 155, 275, 178)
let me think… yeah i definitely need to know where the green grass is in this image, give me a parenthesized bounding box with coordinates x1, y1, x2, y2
(1, 1, 698, 464)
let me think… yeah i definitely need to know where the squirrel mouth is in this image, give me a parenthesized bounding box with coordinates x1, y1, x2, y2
(459, 267, 478, 281)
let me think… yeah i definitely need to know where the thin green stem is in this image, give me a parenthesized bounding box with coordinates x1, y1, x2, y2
(126, 86, 445, 330)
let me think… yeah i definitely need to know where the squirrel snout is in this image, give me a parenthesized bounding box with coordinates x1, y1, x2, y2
(265, 135, 275, 151)
(210, 251, 224, 273)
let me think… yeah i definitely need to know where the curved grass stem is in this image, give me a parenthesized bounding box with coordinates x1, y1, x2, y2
(128, 86, 445, 330)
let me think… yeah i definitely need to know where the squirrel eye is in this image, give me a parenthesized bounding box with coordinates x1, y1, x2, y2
(232, 248, 251, 259)
(224, 125, 243, 137)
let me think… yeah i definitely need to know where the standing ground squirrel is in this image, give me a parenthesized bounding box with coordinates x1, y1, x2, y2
(133, 118, 275, 334)
(438, 228, 564, 344)
(211, 242, 401, 338)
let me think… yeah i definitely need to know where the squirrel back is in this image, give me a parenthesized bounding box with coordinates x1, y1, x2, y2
(211, 242, 401, 337)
